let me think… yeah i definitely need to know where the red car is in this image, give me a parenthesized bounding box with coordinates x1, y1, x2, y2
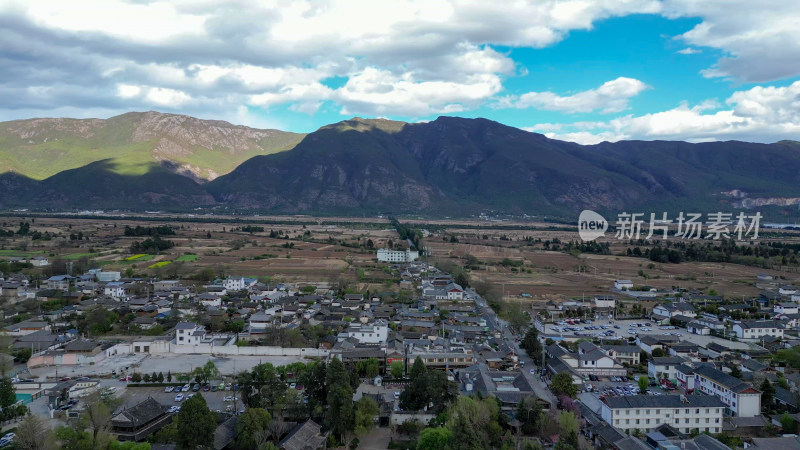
(120, 376, 132, 381)
(59, 377, 71, 381)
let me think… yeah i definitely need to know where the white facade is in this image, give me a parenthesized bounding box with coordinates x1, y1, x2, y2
(774, 303, 799, 314)
(96, 271, 121, 282)
(600, 398, 724, 435)
(104, 285, 126, 298)
(337, 321, 389, 345)
(732, 321, 784, 340)
(614, 280, 633, 290)
(377, 248, 419, 263)
(594, 295, 616, 308)
(175, 322, 206, 345)
(223, 277, 246, 291)
(693, 367, 761, 417)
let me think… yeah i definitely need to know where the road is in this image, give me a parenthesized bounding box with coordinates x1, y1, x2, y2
(471, 289, 557, 409)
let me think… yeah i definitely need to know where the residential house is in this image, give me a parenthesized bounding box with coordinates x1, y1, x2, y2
(603, 345, 641, 366)
(648, 356, 688, 380)
(775, 303, 799, 315)
(732, 320, 784, 341)
(111, 397, 172, 442)
(174, 322, 206, 345)
(615, 280, 634, 290)
(693, 365, 761, 417)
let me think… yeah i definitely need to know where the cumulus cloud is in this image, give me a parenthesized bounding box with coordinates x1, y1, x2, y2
(663, 0, 800, 82)
(0, 0, 660, 123)
(676, 47, 701, 55)
(499, 77, 648, 113)
(530, 81, 800, 144)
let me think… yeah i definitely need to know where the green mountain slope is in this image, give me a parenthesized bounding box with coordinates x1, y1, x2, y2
(0, 111, 305, 181)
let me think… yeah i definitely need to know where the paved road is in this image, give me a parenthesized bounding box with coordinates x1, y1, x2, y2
(472, 289, 557, 409)
(358, 427, 392, 450)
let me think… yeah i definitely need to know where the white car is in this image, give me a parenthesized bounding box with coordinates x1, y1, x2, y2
(174, 394, 184, 402)
(183, 384, 191, 391)
(168, 406, 180, 414)
(224, 396, 234, 402)
(186, 393, 195, 400)
(164, 386, 174, 393)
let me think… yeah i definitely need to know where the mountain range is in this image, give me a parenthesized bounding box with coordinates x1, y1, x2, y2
(2, 111, 800, 220)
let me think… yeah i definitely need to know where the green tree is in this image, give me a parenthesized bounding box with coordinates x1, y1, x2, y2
(325, 358, 354, 444)
(651, 348, 666, 357)
(446, 397, 500, 450)
(516, 396, 542, 436)
(416, 426, 452, 450)
(176, 394, 217, 450)
(131, 373, 142, 383)
(0, 377, 16, 409)
(638, 376, 649, 393)
(235, 408, 272, 450)
(520, 327, 542, 358)
(761, 379, 776, 412)
(550, 373, 578, 398)
(390, 361, 405, 378)
(354, 397, 379, 437)
(729, 364, 743, 379)
(781, 412, 796, 432)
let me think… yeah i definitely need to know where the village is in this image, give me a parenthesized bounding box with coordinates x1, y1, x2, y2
(1, 218, 800, 449)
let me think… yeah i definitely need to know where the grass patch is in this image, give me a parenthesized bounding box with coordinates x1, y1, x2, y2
(175, 253, 198, 262)
(61, 252, 95, 260)
(148, 261, 171, 269)
(0, 250, 44, 257)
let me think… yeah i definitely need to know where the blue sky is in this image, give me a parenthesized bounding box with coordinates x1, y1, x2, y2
(2, 1, 800, 143)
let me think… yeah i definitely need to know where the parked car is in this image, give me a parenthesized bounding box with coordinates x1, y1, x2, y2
(224, 396, 234, 402)
(0, 432, 15, 447)
(164, 386, 174, 393)
(192, 384, 200, 392)
(203, 384, 211, 392)
(174, 386, 182, 393)
(174, 394, 184, 402)
(182, 384, 190, 391)
(394, 391, 401, 399)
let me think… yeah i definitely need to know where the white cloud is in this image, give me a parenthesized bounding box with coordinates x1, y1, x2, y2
(663, 0, 800, 82)
(676, 47, 701, 55)
(531, 81, 800, 144)
(501, 77, 648, 113)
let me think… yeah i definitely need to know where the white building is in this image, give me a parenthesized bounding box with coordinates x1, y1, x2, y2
(96, 271, 121, 282)
(652, 302, 697, 319)
(104, 283, 127, 299)
(175, 322, 207, 345)
(614, 280, 633, 290)
(693, 366, 761, 417)
(593, 295, 616, 309)
(337, 320, 389, 345)
(600, 395, 725, 435)
(732, 320, 784, 341)
(377, 248, 419, 263)
(648, 356, 687, 380)
(774, 303, 799, 315)
(30, 256, 50, 267)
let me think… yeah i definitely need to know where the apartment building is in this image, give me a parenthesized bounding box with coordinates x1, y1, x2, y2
(693, 366, 761, 417)
(600, 395, 725, 435)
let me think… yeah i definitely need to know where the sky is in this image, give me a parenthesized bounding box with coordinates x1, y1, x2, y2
(1, 0, 800, 144)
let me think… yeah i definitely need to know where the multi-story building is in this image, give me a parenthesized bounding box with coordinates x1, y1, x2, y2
(377, 248, 419, 263)
(593, 295, 616, 309)
(602, 345, 641, 366)
(600, 395, 725, 435)
(731, 320, 784, 341)
(693, 366, 761, 417)
(174, 322, 207, 345)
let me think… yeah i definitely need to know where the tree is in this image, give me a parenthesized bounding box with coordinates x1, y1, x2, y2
(325, 358, 354, 444)
(729, 364, 743, 379)
(83, 392, 114, 449)
(131, 373, 142, 383)
(781, 412, 796, 432)
(167, 371, 172, 382)
(16, 413, 56, 450)
(516, 396, 542, 435)
(157, 372, 165, 383)
(0, 377, 16, 409)
(354, 397, 379, 437)
(651, 348, 666, 357)
(235, 408, 272, 450)
(390, 361, 405, 378)
(638, 376, 649, 393)
(520, 327, 541, 357)
(176, 394, 217, 450)
(416, 426, 452, 450)
(446, 397, 500, 450)
(761, 379, 776, 412)
(550, 373, 578, 398)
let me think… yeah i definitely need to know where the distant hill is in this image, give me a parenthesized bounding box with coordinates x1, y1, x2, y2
(0, 111, 304, 181)
(3, 114, 800, 219)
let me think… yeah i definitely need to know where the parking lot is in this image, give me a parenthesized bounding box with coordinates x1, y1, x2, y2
(116, 384, 247, 415)
(543, 317, 751, 350)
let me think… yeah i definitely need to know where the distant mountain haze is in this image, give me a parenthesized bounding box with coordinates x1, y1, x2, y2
(2, 112, 800, 219)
